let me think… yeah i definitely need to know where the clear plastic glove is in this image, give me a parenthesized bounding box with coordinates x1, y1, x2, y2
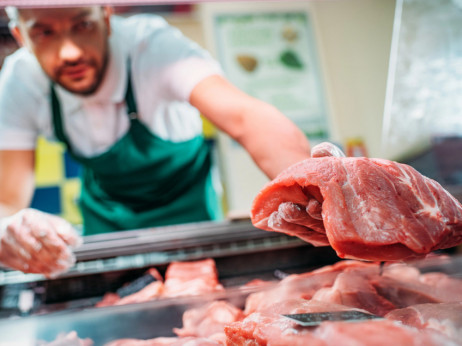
(311, 141, 346, 158)
(267, 142, 346, 242)
(37, 331, 93, 346)
(0, 208, 82, 277)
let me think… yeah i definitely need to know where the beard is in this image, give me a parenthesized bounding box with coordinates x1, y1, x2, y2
(54, 53, 109, 96)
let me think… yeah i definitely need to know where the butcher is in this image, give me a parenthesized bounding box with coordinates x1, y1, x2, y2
(0, 6, 312, 276)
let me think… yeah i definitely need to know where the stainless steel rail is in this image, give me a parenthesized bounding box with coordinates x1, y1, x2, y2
(0, 220, 308, 285)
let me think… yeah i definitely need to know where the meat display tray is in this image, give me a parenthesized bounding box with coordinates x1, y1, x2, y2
(0, 220, 341, 319)
(0, 253, 460, 345)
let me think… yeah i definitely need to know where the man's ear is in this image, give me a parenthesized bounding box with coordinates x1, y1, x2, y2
(103, 6, 113, 36)
(10, 26, 25, 47)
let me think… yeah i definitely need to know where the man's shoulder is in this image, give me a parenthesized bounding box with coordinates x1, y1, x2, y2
(2, 48, 34, 73)
(110, 13, 195, 64)
(111, 14, 170, 40)
(1, 48, 47, 84)
(111, 13, 208, 63)
(0, 48, 49, 102)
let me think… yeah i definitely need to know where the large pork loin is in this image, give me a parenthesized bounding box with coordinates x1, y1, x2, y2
(251, 157, 462, 261)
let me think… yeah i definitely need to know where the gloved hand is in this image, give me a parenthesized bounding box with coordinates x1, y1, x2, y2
(311, 141, 346, 158)
(0, 208, 82, 277)
(266, 142, 345, 243)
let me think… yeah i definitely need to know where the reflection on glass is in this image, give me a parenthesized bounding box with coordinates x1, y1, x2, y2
(383, 0, 462, 160)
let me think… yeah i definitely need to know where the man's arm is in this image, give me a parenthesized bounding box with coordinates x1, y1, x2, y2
(189, 75, 311, 180)
(0, 150, 36, 217)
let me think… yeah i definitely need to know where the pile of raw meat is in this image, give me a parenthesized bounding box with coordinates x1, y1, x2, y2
(96, 258, 224, 307)
(96, 257, 462, 346)
(251, 154, 462, 261)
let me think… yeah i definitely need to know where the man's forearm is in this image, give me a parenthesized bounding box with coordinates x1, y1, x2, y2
(237, 102, 311, 180)
(189, 75, 311, 178)
(0, 150, 36, 219)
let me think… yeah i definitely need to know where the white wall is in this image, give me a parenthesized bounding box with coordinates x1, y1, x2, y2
(309, 0, 396, 158)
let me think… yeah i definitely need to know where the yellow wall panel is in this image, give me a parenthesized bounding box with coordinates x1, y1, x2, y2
(201, 115, 217, 139)
(60, 178, 83, 225)
(33, 136, 83, 225)
(35, 136, 65, 186)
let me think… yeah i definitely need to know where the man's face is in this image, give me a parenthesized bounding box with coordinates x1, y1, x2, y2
(14, 7, 111, 95)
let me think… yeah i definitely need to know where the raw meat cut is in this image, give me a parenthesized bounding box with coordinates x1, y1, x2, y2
(225, 311, 327, 346)
(225, 299, 458, 346)
(312, 270, 396, 316)
(386, 302, 462, 340)
(244, 258, 462, 318)
(258, 297, 370, 315)
(114, 280, 164, 306)
(96, 259, 223, 307)
(371, 263, 462, 307)
(226, 299, 345, 346)
(105, 339, 160, 346)
(96, 268, 164, 307)
(173, 301, 244, 338)
(312, 319, 458, 346)
(162, 259, 224, 297)
(251, 156, 462, 261)
(105, 337, 222, 346)
(244, 260, 377, 314)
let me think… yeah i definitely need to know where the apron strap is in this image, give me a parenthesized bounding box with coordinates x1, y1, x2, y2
(124, 60, 138, 119)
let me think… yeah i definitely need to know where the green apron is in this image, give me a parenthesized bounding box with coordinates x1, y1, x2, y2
(50, 67, 222, 235)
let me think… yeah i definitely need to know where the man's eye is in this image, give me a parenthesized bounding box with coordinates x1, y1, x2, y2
(30, 29, 55, 40)
(74, 20, 95, 32)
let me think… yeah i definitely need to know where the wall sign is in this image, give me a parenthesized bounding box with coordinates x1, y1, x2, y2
(214, 11, 329, 139)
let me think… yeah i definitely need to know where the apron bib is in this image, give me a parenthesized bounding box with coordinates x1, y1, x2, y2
(50, 66, 222, 235)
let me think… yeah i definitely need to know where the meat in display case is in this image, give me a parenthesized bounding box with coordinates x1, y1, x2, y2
(0, 220, 338, 341)
(0, 220, 461, 345)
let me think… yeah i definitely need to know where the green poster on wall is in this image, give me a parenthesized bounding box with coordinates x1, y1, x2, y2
(214, 11, 329, 139)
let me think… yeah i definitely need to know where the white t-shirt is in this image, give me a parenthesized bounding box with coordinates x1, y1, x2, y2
(0, 14, 223, 157)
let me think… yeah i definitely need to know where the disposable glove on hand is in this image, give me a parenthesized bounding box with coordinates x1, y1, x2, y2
(263, 142, 345, 244)
(0, 208, 82, 277)
(311, 141, 346, 158)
